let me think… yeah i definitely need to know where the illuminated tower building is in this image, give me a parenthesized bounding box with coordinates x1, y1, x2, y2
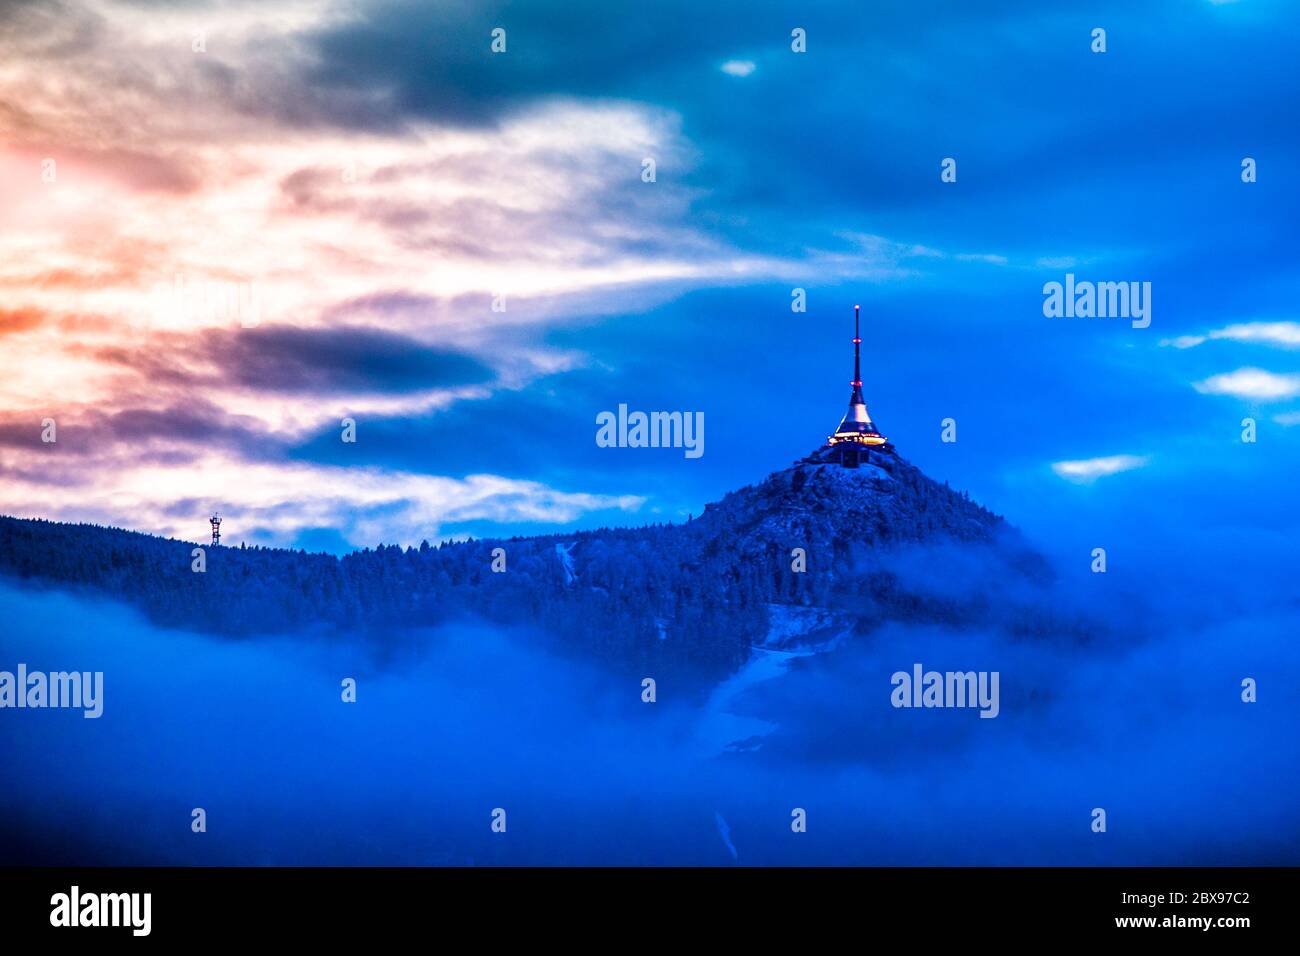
(825, 304, 888, 468)
(209, 513, 222, 547)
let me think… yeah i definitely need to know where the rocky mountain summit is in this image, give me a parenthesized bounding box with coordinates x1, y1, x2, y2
(693, 444, 1006, 555)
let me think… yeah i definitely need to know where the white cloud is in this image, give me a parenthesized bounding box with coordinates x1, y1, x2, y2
(1162, 321, 1300, 351)
(0, 451, 644, 549)
(831, 233, 1009, 273)
(1219, 322, 1300, 347)
(721, 60, 757, 77)
(955, 253, 1009, 265)
(1163, 334, 1207, 349)
(1272, 411, 1300, 427)
(1194, 367, 1300, 401)
(1051, 454, 1149, 483)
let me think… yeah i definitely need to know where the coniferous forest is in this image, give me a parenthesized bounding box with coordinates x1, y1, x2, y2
(0, 449, 1066, 683)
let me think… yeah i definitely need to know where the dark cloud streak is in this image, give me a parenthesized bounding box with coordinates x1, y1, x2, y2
(88, 324, 495, 396)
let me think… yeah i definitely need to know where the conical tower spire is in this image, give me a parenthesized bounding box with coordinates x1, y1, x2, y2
(827, 304, 887, 451)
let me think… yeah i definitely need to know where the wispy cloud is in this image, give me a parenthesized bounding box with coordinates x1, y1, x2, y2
(1194, 368, 1300, 401)
(1163, 321, 1300, 350)
(0, 449, 645, 549)
(720, 60, 756, 77)
(1051, 454, 1150, 483)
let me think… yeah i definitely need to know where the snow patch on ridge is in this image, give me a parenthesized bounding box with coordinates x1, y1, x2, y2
(555, 541, 576, 585)
(763, 603, 848, 651)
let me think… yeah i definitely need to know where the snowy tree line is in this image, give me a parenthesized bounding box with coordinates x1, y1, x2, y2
(0, 452, 1070, 681)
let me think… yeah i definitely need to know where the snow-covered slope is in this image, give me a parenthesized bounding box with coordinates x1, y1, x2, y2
(690, 444, 1005, 555)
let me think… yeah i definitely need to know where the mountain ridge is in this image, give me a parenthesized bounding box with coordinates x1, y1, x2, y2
(0, 446, 1058, 681)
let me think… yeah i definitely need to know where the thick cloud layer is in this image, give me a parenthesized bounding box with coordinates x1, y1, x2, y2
(2, 526, 1297, 867)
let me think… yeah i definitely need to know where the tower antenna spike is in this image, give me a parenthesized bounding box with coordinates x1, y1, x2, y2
(853, 304, 862, 389)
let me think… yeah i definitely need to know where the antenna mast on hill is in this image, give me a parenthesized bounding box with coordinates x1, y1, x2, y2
(209, 513, 222, 547)
(823, 304, 889, 468)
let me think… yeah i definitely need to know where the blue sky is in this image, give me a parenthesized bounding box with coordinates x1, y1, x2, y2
(2, 0, 1297, 560)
